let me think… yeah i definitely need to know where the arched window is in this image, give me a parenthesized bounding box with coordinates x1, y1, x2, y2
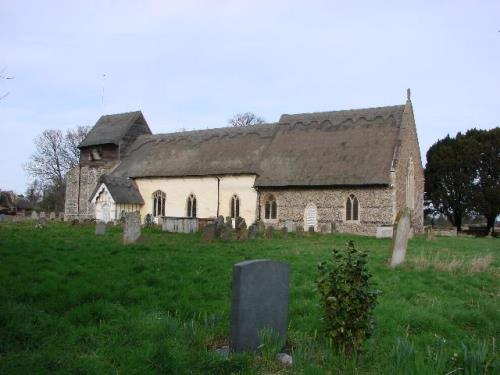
(230, 195, 240, 218)
(346, 194, 359, 221)
(186, 194, 197, 218)
(152, 190, 166, 217)
(406, 157, 415, 210)
(264, 194, 277, 219)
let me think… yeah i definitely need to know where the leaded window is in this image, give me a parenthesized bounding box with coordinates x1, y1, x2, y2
(152, 190, 166, 217)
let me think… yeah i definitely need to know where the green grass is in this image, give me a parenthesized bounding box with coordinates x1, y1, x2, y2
(0, 222, 498, 374)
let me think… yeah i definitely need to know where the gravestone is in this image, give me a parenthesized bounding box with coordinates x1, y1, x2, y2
(308, 226, 315, 235)
(0, 214, 6, 223)
(389, 208, 411, 267)
(37, 217, 47, 227)
(230, 259, 290, 352)
(214, 216, 225, 238)
(425, 226, 434, 240)
(248, 224, 257, 240)
(236, 222, 248, 241)
(284, 220, 293, 233)
(95, 221, 106, 235)
(202, 223, 216, 243)
(49, 212, 56, 220)
(376, 226, 393, 238)
(256, 220, 265, 235)
(235, 216, 246, 230)
(31, 211, 38, 220)
(296, 226, 303, 239)
(221, 221, 232, 242)
(265, 226, 273, 239)
(123, 211, 141, 244)
(39, 212, 46, 219)
(71, 219, 80, 226)
(280, 227, 288, 239)
(320, 224, 330, 234)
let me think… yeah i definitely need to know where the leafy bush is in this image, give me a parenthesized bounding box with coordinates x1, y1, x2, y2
(316, 240, 380, 354)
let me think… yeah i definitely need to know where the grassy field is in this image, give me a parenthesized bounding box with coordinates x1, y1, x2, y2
(0, 222, 498, 374)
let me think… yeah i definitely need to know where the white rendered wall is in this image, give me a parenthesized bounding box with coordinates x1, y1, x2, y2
(134, 175, 258, 225)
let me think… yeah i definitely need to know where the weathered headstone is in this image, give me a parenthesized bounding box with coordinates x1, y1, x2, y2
(221, 222, 232, 242)
(202, 223, 216, 242)
(235, 216, 246, 230)
(320, 223, 330, 234)
(0, 214, 6, 223)
(265, 226, 274, 239)
(123, 211, 141, 244)
(49, 212, 56, 220)
(95, 221, 107, 235)
(376, 226, 393, 238)
(308, 226, 315, 235)
(214, 216, 225, 238)
(296, 226, 303, 239)
(31, 211, 38, 220)
(230, 259, 290, 352)
(425, 226, 434, 240)
(256, 220, 265, 235)
(37, 217, 47, 227)
(248, 224, 257, 240)
(39, 212, 46, 219)
(389, 208, 411, 267)
(71, 219, 80, 226)
(280, 227, 288, 239)
(236, 222, 248, 241)
(284, 220, 293, 233)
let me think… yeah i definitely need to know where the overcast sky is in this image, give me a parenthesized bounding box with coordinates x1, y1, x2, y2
(1, 0, 499, 193)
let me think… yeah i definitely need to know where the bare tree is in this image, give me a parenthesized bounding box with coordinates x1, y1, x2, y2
(0, 66, 14, 100)
(24, 125, 90, 187)
(228, 112, 265, 127)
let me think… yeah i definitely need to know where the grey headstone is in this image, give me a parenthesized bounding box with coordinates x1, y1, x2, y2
(308, 226, 315, 235)
(39, 212, 46, 219)
(123, 211, 141, 244)
(49, 212, 56, 220)
(248, 224, 257, 240)
(31, 211, 38, 220)
(389, 208, 411, 267)
(221, 223, 232, 242)
(37, 217, 47, 227)
(230, 259, 290, 352)
(236, 222, 248, 241)
(95, 221, 106, 235)
(265, 226, 273, 239)
(0, 214, 6, 223)
(215, 216, 225, 238)
(320, 224, 330, 234)
(284, 220, 293, 233)
(280, 227, 288, 239)
(256, 220, 265, 234)
(296, 226, 303, 239)
(376, 226, 393, 238)
(202, 223, 216, 243)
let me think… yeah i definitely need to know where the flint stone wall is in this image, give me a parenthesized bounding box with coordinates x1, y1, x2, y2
(259, 187, 393, 236)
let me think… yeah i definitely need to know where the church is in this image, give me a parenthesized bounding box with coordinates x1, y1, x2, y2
(64, 90, 424, 235)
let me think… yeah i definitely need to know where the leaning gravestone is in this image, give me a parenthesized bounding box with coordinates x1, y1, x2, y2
(296, 226, 303, 239)
(265, 226, 274, 240)
(248, 224, 257, 240)
(123, 212, 141, 244)
(389, 208, 411, 267)
(95, 221, 106, 235)
(202, 223, 216, 243)
(285, 220, 293, 233)
(281, 227, 288, 239)
(230, 259, 290, 352)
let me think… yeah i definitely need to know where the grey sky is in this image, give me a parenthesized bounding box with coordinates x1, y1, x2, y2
(1, 0, 499, 193)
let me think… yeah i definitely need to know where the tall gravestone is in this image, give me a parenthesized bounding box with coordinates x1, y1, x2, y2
(95, 221, 106, 235)
(389, 208, 411, 267)
(248, 224, 257, 240)
(230, 259, 290, 352)
(123, 211, 141, 244)
(256, 220, 265, 235)
(265, 226, 273, 240)
(296, 226, 303, 239)
(202, 223, 216, 243)
(280, 227, 288, 239)
(285, 220, 293, 233)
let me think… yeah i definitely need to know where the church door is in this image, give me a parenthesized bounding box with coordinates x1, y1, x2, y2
(304, 203, 318, 231)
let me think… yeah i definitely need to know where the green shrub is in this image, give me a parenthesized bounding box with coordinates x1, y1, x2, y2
(316, 240, 380, 354)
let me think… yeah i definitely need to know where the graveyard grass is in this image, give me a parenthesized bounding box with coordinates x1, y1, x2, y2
(0, 222, 498, 374)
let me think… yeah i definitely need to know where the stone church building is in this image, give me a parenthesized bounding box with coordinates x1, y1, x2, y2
(65, 90, 424, 235)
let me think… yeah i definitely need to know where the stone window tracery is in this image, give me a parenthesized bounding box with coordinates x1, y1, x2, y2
(230, 194, 240, 218)
(186, 194, 197, 218)
(346, 194, 359, 221)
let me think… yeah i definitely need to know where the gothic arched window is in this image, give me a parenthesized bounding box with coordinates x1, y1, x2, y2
(346, 194, 359, 221)
(152, 190, 166, 217)
(264, 194, 277, 219)
(230, 195, 240, 218)
(186, 194, 197, 218)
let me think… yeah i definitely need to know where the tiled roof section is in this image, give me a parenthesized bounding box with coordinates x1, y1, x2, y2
(109, 104, 407, 186)
(96, 176, 144, 204)
(79, 111, 148, 148)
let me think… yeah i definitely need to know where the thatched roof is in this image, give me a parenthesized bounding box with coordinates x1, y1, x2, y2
(92, 176, 144, 204)
(79, 111, 150, 148)
(108, 104, 407, 187)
